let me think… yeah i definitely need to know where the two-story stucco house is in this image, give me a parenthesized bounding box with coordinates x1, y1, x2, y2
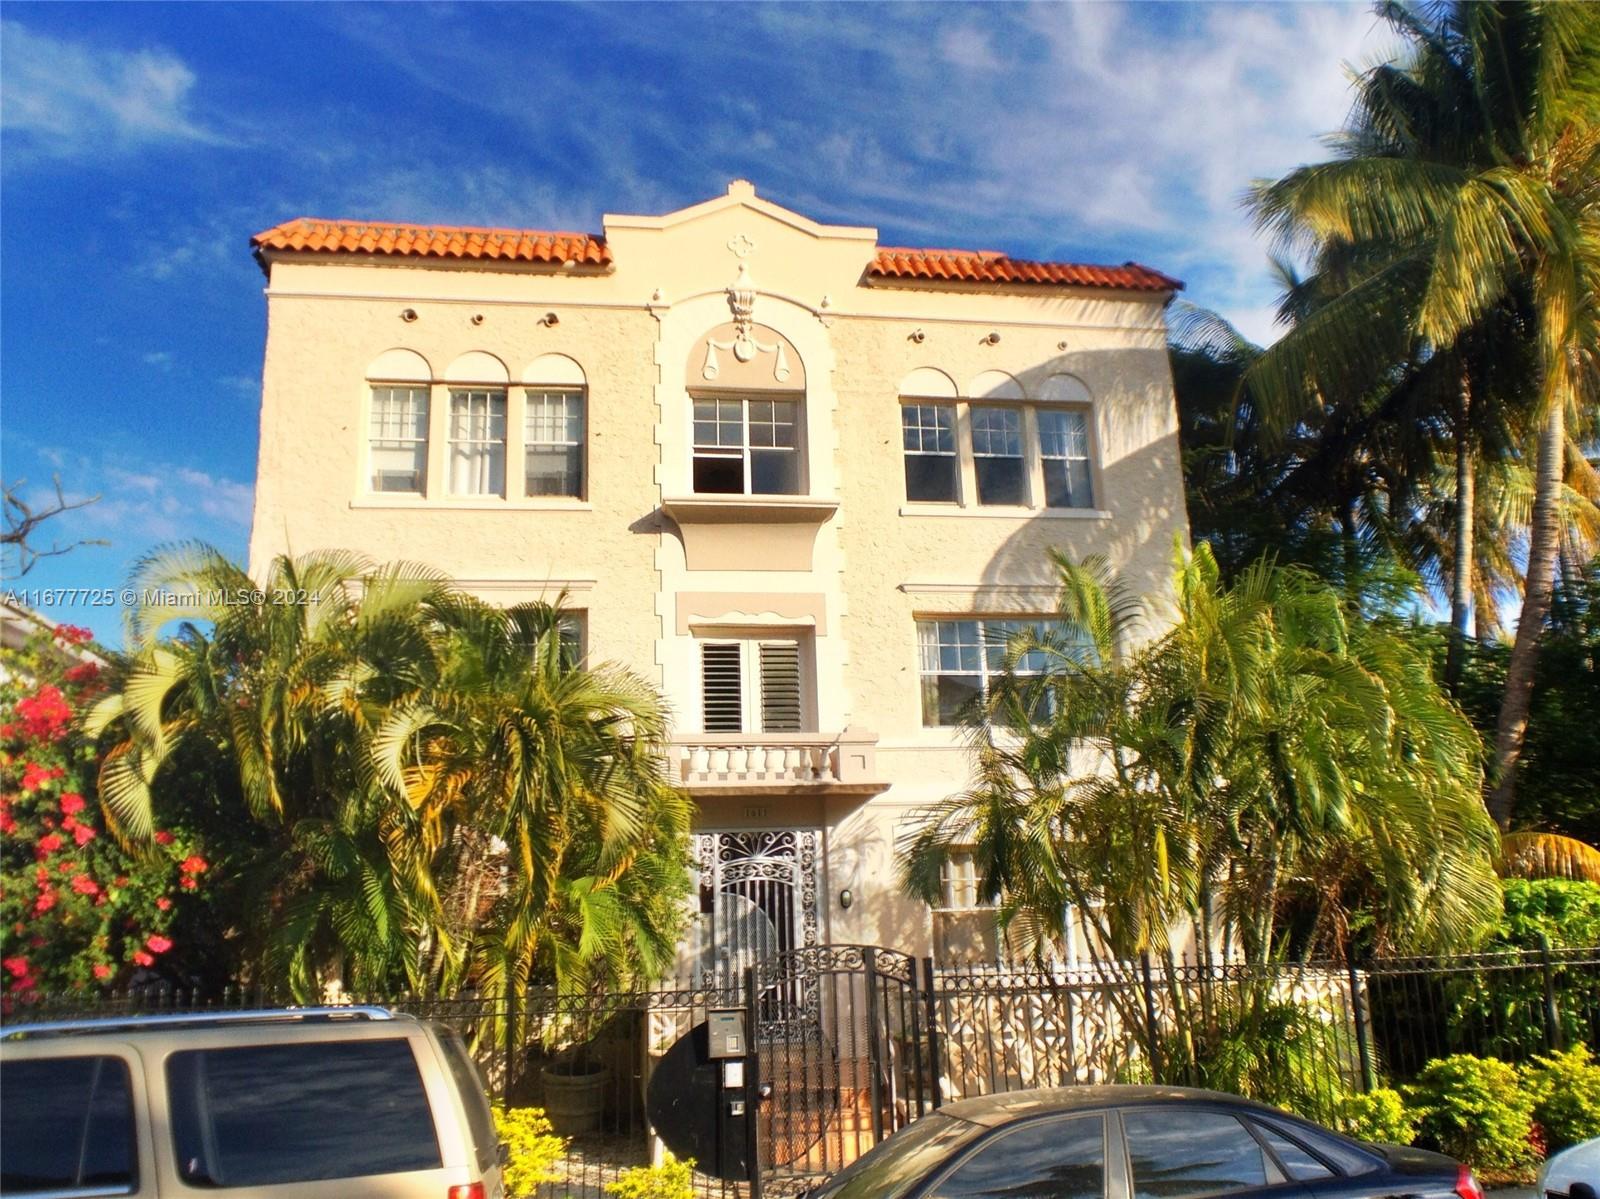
(247, 181, 1189, 978)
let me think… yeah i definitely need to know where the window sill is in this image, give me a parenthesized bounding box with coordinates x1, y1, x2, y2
(350, 497, 593, 512)
(898, 504, 1111, 520)
(662, 495, 840, 525)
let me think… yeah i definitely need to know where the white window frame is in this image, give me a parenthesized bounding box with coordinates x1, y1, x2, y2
(523, 387, 587, 499)
(447, 388, 508, 497)
(1036, 407, 1094, 510)
(367, 384, 430, 495)
(916, 616, 1073, 728)
(901, 399, 1099, 515)
(900, 401, 961, 504)
(690, 393, 805, 496)
(696, 634, 812, 734)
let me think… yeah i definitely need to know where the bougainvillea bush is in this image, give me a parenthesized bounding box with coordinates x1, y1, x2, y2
(1, 623, 205, 998)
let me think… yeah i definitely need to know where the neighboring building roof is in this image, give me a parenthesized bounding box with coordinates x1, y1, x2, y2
(251, 213, 1182, 293)
(870, 248, 1182, 292)
(250, 219, 611, 269)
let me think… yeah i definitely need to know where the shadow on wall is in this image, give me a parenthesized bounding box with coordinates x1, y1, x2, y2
(972, 349, 1189, 601)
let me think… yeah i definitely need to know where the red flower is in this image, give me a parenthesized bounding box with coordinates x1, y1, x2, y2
(73, 824, 96, 846)
(92, 964, 113, 980)
(61, 815, 78, 831)
(37, 833, 63, 854)
(55, 624, 94, 646)
(2, 956, 29, 979)
(12, 974, 36, 992)
(63, 660, 100, 684)
(0, 810, 13, 835)
(154, 831, 175, 845)
(21, 762, 52, 792)
(180, 855, 208, 875)
(33, 891, 56, 914)
(114, 876, 128, 887)
(156, 897, 172, 911)
(180, 877, 197, 890)
(70, 874, 100, 896)
(15, 686, 72, 740)
(59, 793, 86, 816)
(132, 951, 154, 968)
(146, 935, 173, 954)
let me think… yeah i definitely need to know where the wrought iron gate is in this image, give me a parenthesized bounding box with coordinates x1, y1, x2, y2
(693, 830, 820, 986)
(753, 945, 937, 1196)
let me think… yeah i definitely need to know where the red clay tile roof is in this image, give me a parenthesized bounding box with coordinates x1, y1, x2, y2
(251, 219, 611, 268)
(870, 248, 1181, 292)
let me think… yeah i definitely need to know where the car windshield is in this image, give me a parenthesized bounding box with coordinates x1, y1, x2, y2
(808, 1112, 980, 1199)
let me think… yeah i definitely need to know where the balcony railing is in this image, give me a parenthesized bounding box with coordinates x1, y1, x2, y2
(670, 730, 882, 792)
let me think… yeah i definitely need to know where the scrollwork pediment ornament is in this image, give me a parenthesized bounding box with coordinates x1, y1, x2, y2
(701, 262, 792, 383)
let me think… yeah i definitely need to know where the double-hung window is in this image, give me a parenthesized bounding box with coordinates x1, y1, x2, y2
(525, 389, 585, 498)
(693, 396, 802, 495)
(917, 617, 1074, 726)
(899, 372, 1097, 511)
(901, 403, 959, 502)
(700, 637, 806, 733)
(449, 389, 506, 496)
(1039, 408, 1093, 509)
(969, 406, 1027, 505)
(369, 386, 429, 494)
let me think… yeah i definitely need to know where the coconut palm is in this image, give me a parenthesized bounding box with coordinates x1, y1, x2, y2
(900, 543, 1503, 973)
(1249, 1, 1600, 825)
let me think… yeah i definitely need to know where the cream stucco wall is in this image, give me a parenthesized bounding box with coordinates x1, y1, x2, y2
(248, 182, 1191, 962)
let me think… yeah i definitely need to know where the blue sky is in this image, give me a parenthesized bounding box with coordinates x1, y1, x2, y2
(1, 2, 1396, 645)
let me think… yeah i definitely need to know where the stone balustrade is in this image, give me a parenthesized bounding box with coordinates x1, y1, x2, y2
(670, 730, 881, 791)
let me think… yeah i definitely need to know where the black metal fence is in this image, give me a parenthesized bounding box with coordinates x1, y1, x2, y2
(7, 944, 1598, 1197)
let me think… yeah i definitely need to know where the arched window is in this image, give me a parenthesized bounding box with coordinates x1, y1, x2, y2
(522, 354, 587, 499)
(443, 352, 510, 497)
(365, 349, 432, 495)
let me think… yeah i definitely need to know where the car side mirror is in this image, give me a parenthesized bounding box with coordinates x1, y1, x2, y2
(498, 1141, 511, 1167)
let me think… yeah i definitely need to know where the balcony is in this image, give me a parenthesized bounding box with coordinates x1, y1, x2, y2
(670, 730, 886, 796)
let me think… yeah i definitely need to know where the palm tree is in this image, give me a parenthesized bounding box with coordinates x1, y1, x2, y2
(83, 545, 454, 994)
(85, 548, 692, 1005)
(1249, 2, 1600, 822)
(900, 542, 1503, 972)
(371, 598, 690, 1028)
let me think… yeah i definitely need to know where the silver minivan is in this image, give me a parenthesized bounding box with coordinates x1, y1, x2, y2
(0, 1008, 505, 1199)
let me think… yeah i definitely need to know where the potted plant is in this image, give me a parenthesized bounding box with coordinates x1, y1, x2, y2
(541, 1043, 610, 1135)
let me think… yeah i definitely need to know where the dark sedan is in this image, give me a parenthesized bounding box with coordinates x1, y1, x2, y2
(807, 1085, 1482, 1199)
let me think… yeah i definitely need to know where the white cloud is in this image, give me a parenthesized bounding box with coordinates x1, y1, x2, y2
(142, 351, 175, 371)
(0, 20, 227, 161)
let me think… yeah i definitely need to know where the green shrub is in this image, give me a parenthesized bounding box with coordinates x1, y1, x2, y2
(492, 1106, 566, 1197)
(1405, 1055, 1536, 1178)
(605, 1152, 695, 1199)
(1521, 1044, 1600, 1151)
(1336, 1088, 1418, 1146)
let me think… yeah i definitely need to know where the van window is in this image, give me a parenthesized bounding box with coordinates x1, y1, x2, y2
(167, 1038, 441, 1186)
(438, 1028, 500, 1174)
(1, 1055, 137, 1194)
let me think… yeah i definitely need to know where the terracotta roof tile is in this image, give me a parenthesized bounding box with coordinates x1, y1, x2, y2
(870, 248, 1181, 292)
(250, 219, 611, 268)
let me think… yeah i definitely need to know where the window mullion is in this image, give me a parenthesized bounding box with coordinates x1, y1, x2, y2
(1022, 406, 1044, 510)
(507, 390, 527, 499)
(955, 402, 977, 508)
(742, 399, 754, 494)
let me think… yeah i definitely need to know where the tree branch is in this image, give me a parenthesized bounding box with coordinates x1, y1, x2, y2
(2, 476, 109, 577)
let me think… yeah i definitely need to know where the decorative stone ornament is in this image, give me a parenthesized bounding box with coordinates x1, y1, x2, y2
(701, 263, 791, 382)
